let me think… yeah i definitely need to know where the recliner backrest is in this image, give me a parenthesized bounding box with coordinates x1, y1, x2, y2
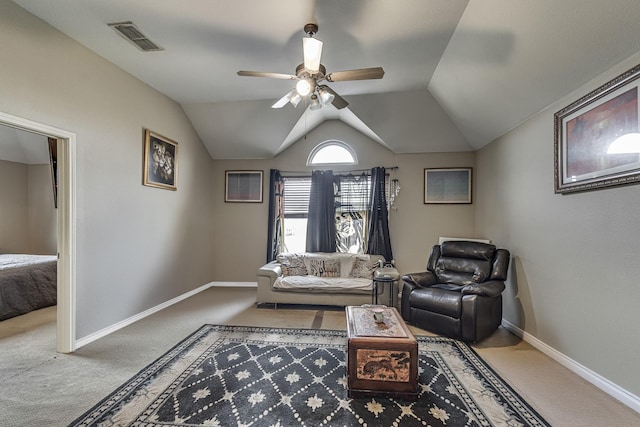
(427, 241, 502, 285)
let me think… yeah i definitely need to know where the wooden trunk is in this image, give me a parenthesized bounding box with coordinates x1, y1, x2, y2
(346, 305, 418, 400)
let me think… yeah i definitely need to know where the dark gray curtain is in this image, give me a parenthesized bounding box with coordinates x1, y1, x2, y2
(266, 169, 284, 262)
(306, 170, 336, 253)
(367, 167, 393, 261)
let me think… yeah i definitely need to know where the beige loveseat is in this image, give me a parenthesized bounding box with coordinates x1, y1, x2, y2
(257, 252, 394, 307)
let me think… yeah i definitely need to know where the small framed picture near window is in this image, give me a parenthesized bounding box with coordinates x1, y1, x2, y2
(554, 63, 640, 194)
(424, 168, 472, 204)
(225, 170, 263, 203)
(143, 129, 178, 191)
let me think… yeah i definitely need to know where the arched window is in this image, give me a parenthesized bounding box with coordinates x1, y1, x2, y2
(307, 140, 357, 166)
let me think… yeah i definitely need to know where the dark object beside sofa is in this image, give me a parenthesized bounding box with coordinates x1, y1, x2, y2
(401, 241, 510, 342)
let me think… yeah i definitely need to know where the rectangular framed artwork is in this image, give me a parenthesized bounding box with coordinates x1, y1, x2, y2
(225, 170, 263, 203)
(143, 129, 178, 191)
(554, 63, 640, 194)
(424, 168, 472, 204)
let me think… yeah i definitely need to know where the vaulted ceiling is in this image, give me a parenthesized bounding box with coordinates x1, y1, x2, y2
(9, 0, 640, 160)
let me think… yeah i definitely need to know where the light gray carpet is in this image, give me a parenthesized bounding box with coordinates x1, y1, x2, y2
(1, 287, 639, 426)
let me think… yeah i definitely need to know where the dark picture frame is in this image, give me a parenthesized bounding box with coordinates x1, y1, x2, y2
(554, 63, 640, 194)
(424, 168, 472, 204)
(225, 170, 263, 203)
(143, 129, 178, 191)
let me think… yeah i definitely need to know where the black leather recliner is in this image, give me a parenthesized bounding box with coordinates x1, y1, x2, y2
(401, 241, 510, 342)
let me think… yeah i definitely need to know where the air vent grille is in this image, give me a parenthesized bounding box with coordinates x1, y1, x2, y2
(108, 21, 163, 52)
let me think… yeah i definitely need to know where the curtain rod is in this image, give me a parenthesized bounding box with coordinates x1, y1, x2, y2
(278, 166, 398, 175)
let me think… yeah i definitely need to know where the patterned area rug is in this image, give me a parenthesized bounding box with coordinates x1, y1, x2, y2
(69, 325, 549, 426)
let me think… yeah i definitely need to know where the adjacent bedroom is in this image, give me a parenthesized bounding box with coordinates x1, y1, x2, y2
(0, 124, 58, 322)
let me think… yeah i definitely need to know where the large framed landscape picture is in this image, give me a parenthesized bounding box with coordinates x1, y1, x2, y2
(555, 64, 640, 194)
(424, 168, 472, 204)
(143, 129, 178, 191)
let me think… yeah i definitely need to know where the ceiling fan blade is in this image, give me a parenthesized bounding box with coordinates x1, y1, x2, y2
(325, 67, 385, 82)
(318, 85, 348, 109)
(271, 89, 297, 109)
(237, 70, 297, 80)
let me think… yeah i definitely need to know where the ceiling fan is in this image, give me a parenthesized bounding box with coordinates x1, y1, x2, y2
(237, 23, 384, 110)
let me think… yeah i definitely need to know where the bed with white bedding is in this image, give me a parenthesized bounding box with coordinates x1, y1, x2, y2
(0, 254, 57, 321)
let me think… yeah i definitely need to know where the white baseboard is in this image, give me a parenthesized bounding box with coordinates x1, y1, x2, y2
(75, 282, 215, 349)
(210, 281, 257, 287)
(74, 282, 257, 349)
(502, 319, 640, 414)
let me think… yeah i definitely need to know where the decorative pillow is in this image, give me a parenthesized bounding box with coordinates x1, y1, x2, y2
(349, 257, 376, 279)
(308, 258, 341, 278)
(277, 253, 308, 277)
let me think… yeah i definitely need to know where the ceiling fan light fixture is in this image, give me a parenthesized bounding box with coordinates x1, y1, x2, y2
(296, 79, 313, 96)
(303, 37, 323, 72)
(289, 92, 302, 107)
(318, 87, 335, 106)
(309, 94, 322, 110)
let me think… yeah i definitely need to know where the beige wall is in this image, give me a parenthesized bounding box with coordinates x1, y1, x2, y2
(211, 120, 476, 281)
(0, 160, 28, 253)
(1, 1, 213, 339)
(0, 161, 57, 255)
(475, 51, 640, 397)
(27, 164, 56, 254)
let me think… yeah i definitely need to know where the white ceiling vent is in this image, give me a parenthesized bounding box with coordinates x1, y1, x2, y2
(108, 21, 163, 52)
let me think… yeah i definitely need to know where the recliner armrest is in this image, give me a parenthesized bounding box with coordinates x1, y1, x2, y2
(402, 271, 438, 288)
(461, 280, 505, 297)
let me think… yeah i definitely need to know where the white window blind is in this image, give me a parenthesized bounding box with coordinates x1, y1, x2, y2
(283, 177, 311, 217)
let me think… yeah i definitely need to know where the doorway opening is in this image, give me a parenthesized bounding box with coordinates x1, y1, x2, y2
(0, 112, 76, 353)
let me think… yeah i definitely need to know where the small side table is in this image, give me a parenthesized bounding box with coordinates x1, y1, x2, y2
(372, 266, 400, 307)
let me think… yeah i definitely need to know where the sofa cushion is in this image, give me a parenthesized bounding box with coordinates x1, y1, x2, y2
(273, 275, 371, 293)
(349, 256, 377, 279)
(304, 252, 350, 278)
(307, 257, 341, 278)
(276, 253, 308, 276)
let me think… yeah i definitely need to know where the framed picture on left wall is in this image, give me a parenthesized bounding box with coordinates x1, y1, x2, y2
(143, 129, 178, 190)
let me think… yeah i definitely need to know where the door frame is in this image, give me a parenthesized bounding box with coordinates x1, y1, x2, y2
(0, 112, 76, 353)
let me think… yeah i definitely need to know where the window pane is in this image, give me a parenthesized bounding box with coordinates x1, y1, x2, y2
(283, 218, 307, 253)
(336, 212, 366, 254)
(283, 177, 310, 253)
(279, 172, 388, 255)
(335, 174, 370, 254)
(336, 174, 370, 212)
(309, 144, 355, 164)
